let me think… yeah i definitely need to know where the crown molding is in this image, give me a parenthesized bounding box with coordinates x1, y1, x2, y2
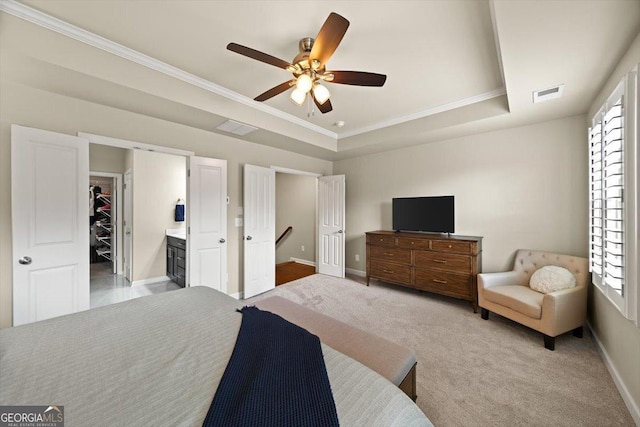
(0, 0, 338, 139)
(338, 87, 507, 139)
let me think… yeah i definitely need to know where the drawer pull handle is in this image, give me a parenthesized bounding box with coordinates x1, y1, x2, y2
(411, 242, 415, 245)
(433, 279, 447, 284)
(380, 238, 384, 242)
(434, 259, 447, 264)
(383, 269, 394, 274)
(384, 252, 394, 256)
(448, 245, 452, 248)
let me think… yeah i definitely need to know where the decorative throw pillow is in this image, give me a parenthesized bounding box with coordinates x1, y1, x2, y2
(529, 266, 577, 294)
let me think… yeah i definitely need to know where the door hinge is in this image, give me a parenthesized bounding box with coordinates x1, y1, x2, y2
(226, 196, 229, 205)
(188, 169, 191, 177)
(188, 226, 191, 235)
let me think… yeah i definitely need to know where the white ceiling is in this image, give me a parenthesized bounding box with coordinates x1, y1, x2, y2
(5, 0, 640, 159)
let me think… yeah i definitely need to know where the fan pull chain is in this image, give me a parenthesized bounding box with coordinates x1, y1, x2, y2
(307, 95, 315, 118)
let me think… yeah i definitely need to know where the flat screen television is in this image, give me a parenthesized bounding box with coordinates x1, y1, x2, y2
(392, 196, 455, 233)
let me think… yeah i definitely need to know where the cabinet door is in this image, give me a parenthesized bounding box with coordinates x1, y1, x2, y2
(167, 245, 175, 279)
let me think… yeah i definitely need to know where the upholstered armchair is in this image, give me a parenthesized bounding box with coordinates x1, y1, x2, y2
(478, 250, 589, 350)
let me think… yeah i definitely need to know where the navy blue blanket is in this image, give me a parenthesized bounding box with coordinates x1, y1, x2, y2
(203, 306, 339, 427)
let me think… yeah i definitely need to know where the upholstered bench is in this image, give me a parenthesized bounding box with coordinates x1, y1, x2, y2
(255, 296, 417, 400)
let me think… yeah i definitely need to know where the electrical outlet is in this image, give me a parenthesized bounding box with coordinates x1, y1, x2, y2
(355, 254, 360, 262)
(301, 245, 305, 252)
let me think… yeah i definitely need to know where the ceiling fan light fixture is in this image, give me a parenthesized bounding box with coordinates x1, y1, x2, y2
(290, 88, 306, 105)
(312, 83, 331, 105)
(296, 74, 313, 93)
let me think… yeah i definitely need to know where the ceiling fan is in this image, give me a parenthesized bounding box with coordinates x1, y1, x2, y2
(227, 12, 386, 114)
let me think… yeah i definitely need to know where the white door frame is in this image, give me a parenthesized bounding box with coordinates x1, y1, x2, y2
(80, 133, 195, 286)
(123, 169, 133, 282)
(90, 171, 123, 275)
(271, 166, 321, 270)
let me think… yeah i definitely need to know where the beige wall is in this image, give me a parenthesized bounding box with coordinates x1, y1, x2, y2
(131, 150, 186, 282)
(334, 115, 588, 274)
(89, 144, 127, 174)
(0, 81, 332, 328)
(587, 31, 640, 417)
(275, 173, 316, 264)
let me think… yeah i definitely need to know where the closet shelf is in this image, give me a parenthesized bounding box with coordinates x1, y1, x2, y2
(97, 208, 111, 218)
(96, 222, 112, 233)
(96, 249, 111, 261)
(97, 194, 111, 202)
(96, 236, 111, 246)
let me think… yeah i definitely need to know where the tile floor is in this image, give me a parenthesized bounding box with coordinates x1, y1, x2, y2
(90, 262, 181, 309)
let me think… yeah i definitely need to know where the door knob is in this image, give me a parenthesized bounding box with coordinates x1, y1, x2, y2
(219, 238, 226, 243)
(246, 236, 252, 240)
(337, 230, 343, 234)
(18, 256, 32, 265)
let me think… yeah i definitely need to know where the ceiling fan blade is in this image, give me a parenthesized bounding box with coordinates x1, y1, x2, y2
(309, 12, 350, 66)
(227, 42, 292, 70)
(255, 80, 296, 102)
(314, 97, 333, 114)
(328, 71, 387, 87)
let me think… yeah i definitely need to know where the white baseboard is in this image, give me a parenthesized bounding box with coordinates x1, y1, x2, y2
(345, 268, 366, 277)
(229, 291, 244, 300)
(131, 276, 170, 286)
(289, 257, 316, 267)
(587, 321, 640, 425)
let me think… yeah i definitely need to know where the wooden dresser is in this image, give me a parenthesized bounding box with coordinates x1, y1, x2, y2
(366, 231, 482, 311)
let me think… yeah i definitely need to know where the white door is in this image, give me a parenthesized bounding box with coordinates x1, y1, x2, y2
(11, 125, 90, 326)
(188, 156, 227, 291)
(318, 175, 346, 278)
(243, 164, 275, 298)
(123, 170, 132, 282)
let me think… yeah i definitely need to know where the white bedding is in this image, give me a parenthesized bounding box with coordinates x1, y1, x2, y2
(0, 287, 431, 426)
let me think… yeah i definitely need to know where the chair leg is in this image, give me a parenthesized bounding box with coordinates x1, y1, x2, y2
(543, 334, 555, 351)
(572, 326, 584, 338)
(481, 308, 489, 320)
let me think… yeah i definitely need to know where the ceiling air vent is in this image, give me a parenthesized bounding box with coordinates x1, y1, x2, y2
(216, 120, 258, 136)
(533, 85, 564, 103)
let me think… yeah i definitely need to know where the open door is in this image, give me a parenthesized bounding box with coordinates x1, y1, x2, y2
(317, 175, 346, 278)
(188, 156, 228, 291)
(11, 125, 90, 326)
(243, 164, 275, 298)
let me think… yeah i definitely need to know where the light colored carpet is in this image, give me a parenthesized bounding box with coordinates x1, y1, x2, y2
(245, 274, 635, 427)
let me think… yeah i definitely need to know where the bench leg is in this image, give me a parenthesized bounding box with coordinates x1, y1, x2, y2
(543, 334, 555, 351)
(481, 308, 489, 320)
(399, 364, 417, 402)
(572, 326, 583, 338)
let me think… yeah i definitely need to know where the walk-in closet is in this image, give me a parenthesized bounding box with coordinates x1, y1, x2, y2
(90, 176, 115, 277)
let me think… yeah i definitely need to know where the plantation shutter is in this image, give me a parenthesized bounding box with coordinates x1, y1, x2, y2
(590, 94, 624, 297)
(589, 121, 603, 283)
(602, 97, 624, 295)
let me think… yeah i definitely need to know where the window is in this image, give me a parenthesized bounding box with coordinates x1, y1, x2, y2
(589, 68, 638, 325)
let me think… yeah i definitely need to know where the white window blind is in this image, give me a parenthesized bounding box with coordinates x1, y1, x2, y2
(589, 70, 638, 325)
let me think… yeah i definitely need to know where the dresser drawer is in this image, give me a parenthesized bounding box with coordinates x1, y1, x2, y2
(370, 261, 412, 284)
(414, 269, 472, 299)
(367, 234, 396, 247)
(370, 246, 411, 264)
(414, 251, 471, 272)
(397, 237, 430, 250)
(430, 240, 472, 254)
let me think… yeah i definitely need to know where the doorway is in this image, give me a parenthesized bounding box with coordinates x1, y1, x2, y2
(275, 171, 317, 285)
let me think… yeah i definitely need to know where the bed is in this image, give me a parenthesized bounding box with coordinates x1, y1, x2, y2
(0, 286, 432, 426)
